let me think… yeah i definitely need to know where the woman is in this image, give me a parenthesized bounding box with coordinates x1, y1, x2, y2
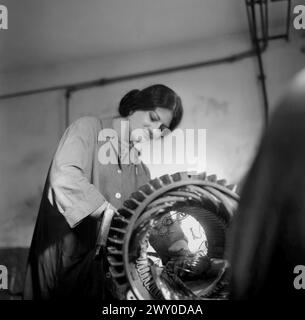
(23, 84, 183, 300)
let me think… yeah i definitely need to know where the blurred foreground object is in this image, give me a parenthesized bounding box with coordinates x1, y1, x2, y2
(228, 69, 305, 300)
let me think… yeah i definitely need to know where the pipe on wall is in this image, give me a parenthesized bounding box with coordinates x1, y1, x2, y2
(0, 50, 257, 127)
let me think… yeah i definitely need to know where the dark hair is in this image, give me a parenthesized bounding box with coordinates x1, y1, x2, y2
(118, 84, 183, 131)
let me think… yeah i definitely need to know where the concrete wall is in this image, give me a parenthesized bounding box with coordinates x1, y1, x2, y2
(0, 33, 304, 247)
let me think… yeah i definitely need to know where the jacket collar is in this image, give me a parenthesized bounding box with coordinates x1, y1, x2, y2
(99, 117, 141, 168)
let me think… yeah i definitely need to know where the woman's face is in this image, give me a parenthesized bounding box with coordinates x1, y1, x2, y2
(128, 107, 173, 143)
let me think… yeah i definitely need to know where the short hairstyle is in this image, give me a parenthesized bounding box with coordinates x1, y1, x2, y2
(118, 84, 183, 131)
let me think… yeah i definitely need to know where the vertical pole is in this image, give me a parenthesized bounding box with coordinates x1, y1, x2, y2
(248, 0, 269, 125)
(286, 0, 291, 41)
(65, 90, 71, 129)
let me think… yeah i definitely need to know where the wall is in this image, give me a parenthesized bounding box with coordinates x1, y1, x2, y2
(0, 32, 304, 247)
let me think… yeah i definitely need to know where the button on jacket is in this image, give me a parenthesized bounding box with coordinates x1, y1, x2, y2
(23, 116, 151, 300)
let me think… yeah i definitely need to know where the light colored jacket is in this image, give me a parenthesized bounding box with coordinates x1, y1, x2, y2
(23, 116, 150, 300)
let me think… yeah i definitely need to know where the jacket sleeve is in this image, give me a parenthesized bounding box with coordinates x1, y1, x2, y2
(142, 162, 151, 181)
(47, 117, 106, 228)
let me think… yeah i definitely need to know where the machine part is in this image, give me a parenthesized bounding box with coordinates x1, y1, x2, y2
(106, 171, 239, 300)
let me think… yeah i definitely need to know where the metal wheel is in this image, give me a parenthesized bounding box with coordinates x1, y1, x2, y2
(105, 171, 239, 300)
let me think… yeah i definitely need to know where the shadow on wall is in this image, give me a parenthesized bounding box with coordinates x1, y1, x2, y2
(0, 247, 29, 300)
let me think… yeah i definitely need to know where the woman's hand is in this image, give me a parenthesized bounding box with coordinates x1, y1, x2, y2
(91, 201, 119, 220)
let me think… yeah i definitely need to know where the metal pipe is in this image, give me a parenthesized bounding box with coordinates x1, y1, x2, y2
(258, 34, 288, 41)
(0, 50, 256, 101)
(259, 0, 267, 47)
(246, 0, 255, 44)
(65, 90, 70, 128)
(286, 0, 291, 41)
(265, 0, 269, 43)
(67, 51, 255, 95)
(249, 0, 269, 125)
(0, 83, 72, 100)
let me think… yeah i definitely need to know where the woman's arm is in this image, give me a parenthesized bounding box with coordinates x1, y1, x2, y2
(47, 117, 108, 228)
